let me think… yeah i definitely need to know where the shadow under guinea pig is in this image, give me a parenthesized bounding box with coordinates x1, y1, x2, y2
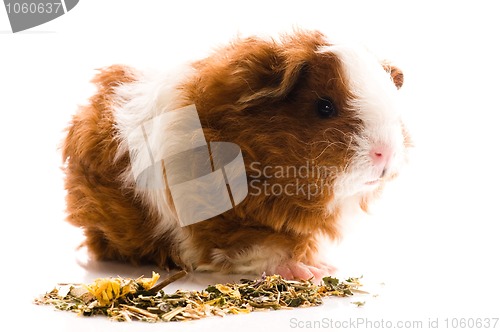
(76, 246, 258, 292)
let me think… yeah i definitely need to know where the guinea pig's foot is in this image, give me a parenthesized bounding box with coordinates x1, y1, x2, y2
(315, 262, 337, 277)
(273, 261, 336, 281)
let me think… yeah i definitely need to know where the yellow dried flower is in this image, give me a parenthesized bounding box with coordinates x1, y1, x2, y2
(215, 284, 241, 299)
(137, 271, 160, 290)
(85, 278, 122, 306)
(84, 272, 160, 306)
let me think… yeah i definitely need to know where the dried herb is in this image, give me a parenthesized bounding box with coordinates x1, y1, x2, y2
(35, 271, 364, 322)
(351, 301, 366, 307)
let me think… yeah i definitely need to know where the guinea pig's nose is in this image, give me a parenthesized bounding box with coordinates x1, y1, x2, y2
(369, 145, 393, 172)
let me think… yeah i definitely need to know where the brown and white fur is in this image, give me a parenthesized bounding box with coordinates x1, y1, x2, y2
(63, 30, 409, 280)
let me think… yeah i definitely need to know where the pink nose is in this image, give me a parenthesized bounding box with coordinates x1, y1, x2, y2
(369, 145, 393, 170)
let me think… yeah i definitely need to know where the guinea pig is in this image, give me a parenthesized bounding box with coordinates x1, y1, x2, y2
(62, 30, 410, 281)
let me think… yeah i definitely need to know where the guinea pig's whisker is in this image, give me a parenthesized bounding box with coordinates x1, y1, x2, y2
(322, 127, 351, 140)
(290, 134, 312, 146)
(344, 136, 354, 165)
(311, 138, 348, 147)
(342, 156, 356, 173)
(311, 141, 338, 161)
(340, 149, 357, 173)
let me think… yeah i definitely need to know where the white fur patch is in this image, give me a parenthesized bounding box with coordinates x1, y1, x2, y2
(320, 45, 405, 198)
(196, 245, 290, 275)
(113, 65, 195, 237)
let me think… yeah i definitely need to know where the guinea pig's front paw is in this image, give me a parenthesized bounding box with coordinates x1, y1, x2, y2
(273, 261, 336, 281)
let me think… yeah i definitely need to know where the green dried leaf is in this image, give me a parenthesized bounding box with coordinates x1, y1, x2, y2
(351, 301, 366, 307)
(322, 276, 339, 287)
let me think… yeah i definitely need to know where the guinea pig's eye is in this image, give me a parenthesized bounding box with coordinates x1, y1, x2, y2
(316, 97, 338, 118)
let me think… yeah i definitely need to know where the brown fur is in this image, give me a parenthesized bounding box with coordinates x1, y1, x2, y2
(62, 31, 404, 275)
(382, 60, 404, 89)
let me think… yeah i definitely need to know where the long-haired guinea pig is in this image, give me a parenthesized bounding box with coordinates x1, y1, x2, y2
(63, 30, 409, 280)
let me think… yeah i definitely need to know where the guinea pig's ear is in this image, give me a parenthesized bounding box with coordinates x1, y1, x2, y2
(237, 53, 307, 104)
(236, 31, 328, 104)
(381, 61, 404, 89)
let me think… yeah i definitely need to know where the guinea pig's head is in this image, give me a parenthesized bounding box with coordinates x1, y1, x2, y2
(189, 30, 410, 220)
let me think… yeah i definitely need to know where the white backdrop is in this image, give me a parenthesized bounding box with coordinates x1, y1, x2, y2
(1, 1, 499, 331)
